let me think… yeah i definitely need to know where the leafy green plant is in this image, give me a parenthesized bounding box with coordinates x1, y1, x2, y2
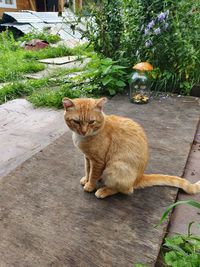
(19, 30, 61, 44)
(139, 0, 200, 94)
(159, 200, 200, 267)
(163, 223, 200, 267)
(119, 0, 144, 66)
(82, 0, 123, 59)
(72, 56, 127, 95)
(81, 0, 200, 94)
(28, 56, 127, 108)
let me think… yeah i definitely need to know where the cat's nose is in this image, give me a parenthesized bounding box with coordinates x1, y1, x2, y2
(81, 128, 87, 135)
(81, 126, 88, 135)
(81, 130, 87, 135)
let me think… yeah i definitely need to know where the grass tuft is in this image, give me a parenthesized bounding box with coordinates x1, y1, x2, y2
(0, 79, 49, 104)
(19, 31, 61, 44)
(28, 84, 84, 108)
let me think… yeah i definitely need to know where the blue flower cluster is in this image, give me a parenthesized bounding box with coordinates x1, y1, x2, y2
(144, 10, 169, 48)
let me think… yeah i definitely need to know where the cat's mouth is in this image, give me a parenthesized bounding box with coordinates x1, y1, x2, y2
(77, 130, 88, 137)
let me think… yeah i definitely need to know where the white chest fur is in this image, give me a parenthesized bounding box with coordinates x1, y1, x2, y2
(72, 132, 86, 147)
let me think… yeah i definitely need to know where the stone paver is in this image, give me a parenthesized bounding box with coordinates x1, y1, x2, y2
(38, 56, 80, 65)
(168, 121, 200, 235)
(0, 99, 67, 178)
(25, 58, 90, 80)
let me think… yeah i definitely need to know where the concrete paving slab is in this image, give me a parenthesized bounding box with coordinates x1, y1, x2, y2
(38, 56, 80, 65)
(0, 99, 67, 178)
(25, 58, 90, 80)
(168, 121, 200, 236)
(0, 95, 199, 266)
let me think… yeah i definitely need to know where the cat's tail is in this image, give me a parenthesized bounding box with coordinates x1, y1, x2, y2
(134, 174, 200, 194)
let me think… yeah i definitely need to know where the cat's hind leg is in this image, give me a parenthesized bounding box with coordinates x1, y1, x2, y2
(96, 163, 135, 198)
(95, 187, 118, 198)
(95, 186, 133, 198)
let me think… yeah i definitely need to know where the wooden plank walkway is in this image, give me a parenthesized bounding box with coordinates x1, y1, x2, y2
(0, 95, 199, 266)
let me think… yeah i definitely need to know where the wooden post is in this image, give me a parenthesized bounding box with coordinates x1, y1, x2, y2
(58, 0, 64, 16)
(74, 0, 82, 12)
(29, 0, 36, 11)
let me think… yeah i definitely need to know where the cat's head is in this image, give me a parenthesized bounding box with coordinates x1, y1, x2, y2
(63, 97, 107, 137)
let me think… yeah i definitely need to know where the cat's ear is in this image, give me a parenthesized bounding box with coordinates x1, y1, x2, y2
(62, 98, 74, 110)
(95, 97, 107, 110)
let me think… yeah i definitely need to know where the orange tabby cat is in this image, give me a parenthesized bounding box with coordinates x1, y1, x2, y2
(63, 97, 200, 199)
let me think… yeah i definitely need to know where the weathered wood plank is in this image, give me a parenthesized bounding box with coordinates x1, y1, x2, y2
(0, 95, 199, 266)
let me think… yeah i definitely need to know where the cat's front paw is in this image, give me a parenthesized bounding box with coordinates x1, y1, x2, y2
(80, 176, 88, 186)
(84, 182, 96, 192)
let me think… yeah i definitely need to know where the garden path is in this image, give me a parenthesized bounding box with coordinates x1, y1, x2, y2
(0, 94, 199, 266)
(0, 99, 67, 178)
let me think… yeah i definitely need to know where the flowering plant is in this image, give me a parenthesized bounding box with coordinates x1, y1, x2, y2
(143, 10, 169, 48)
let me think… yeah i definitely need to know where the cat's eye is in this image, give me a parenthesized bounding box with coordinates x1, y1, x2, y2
(73, 119, 80, 124)
(89, 120, 95, 124)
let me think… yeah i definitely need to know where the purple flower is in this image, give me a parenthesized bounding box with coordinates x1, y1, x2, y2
(154, 28, 161, 35)
(145, 40, 153, 47)
(147, 20, 155, 29)
(157, 10, 169, 22)
(163, 22, 169, 30)
(157, 12, 166, 22)
(144, 28, 149, 35)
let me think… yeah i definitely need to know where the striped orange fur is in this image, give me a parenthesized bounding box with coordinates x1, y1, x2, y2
(63, 97, 200, 199)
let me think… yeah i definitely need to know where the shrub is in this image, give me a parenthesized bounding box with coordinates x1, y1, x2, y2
(83, 0, 123, 59)
(71, 56, 127, 96)
(139, 0, 200, 94)
(82, 0, 200, 94)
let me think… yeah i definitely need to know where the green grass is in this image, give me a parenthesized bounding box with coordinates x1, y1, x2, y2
(0, 79, 50, 104)
(19, 31, 61, 44)
(0, 64, 85, 105)
(0, 54, 45, 82)
(23, 45, 74, 60)
(0, 30, 102, 107)
(28, 84, 84, 108)
(0, 30, 92, 83)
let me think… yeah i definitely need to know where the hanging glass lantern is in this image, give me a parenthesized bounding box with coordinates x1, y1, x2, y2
(129, 62, 153, 104)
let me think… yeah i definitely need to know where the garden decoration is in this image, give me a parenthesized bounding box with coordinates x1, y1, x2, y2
(129, 62, 153, 104)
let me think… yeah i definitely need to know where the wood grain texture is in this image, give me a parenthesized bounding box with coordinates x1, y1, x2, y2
(0, 0, 36, 17)
(0, 95, 199, 267)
